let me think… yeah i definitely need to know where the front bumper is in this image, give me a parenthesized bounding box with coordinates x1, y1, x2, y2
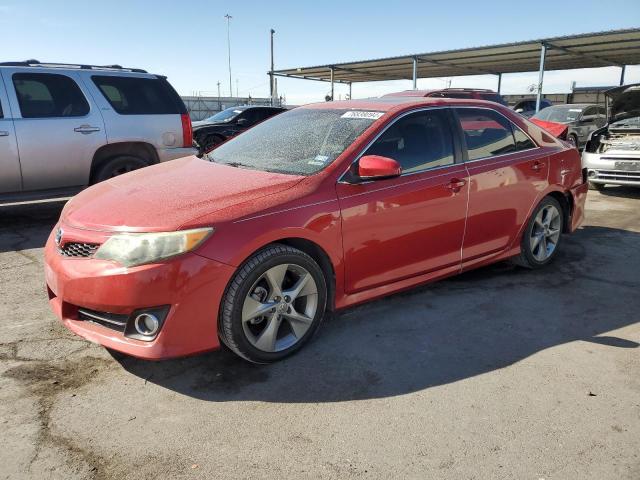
(582, 151, 640, 186)
(44, 224, 235, 360)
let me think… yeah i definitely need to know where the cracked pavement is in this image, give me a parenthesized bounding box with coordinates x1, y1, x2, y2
(1, 191, 639, 479)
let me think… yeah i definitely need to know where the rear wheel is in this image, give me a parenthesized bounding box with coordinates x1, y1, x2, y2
(92, 155, 149, 184)
(567, 133, 578, 148)
(513, 196, 564, 269)
(219, 244, 327, 363)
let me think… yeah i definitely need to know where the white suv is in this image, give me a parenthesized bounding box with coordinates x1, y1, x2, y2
(0, 60, 196, 203)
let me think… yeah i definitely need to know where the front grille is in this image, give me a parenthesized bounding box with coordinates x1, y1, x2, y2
(78, 308, 128, 332)
(595, 170, 640, 182)
(58, 242, 99, 258)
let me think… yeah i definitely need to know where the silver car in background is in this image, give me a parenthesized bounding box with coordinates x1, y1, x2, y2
(583, 84, 640, 190)
(0, 61, 196, 203)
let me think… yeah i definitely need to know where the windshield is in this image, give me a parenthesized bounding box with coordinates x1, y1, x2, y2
(207, 108, 380, 175)
(533, 105, 584, 123)
(204, 107, 244, 123)
(610, 116, 640, 128)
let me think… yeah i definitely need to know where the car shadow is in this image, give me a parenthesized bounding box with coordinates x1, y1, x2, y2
(598, 185, 640, 199)
(0, 200, 65, 253)
(115, 225, 639, 403)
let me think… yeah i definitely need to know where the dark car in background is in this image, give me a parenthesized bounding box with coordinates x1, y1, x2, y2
(384, 88, 507, 105)
(512, 98, 553, 117)
(531, 103, 606, 148)
(192, 105, 286, 153)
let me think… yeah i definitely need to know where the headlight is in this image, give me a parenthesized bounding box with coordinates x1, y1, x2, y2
(94, 228, 213, 267)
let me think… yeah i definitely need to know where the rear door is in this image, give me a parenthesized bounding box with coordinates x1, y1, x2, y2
(453, 107, 548, 264)
(86, 73, 187, 153)
(0, 71, 22, 193)
(6, 68, 106, 191)
(337, 108, 468, 293)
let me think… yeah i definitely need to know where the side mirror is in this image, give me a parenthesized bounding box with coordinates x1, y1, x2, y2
(236, 118, 249, 126)
(358, 155, 402, 180)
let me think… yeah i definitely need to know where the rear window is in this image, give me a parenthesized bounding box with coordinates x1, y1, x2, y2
(13, 72, 89, 118)
(92, 75, 186, 115)
(480, 93, 507, 105)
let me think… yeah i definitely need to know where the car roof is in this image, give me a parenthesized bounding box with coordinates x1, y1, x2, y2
(302, 96, 507, 113)
(383, 88, 498, 97)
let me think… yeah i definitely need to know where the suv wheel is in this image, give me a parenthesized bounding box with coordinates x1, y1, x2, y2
(512, 196, 564, 269)
(92, 155, 149, 184)
(219, 244, 327, 363)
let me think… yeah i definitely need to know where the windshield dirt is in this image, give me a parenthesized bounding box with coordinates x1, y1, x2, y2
(207, 108, 380, 175)
(205, 108, 243, 123)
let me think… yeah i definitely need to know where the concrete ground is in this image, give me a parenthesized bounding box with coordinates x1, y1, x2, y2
(1, 188, 639, 480)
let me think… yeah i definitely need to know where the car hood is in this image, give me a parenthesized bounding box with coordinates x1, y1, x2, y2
(607, 84, 640, 123)
(62, 157, 305, 232)
(529, 118, 569, 139)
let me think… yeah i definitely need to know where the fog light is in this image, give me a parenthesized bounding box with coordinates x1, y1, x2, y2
(134, 313, 160, 336)
(588, 170, 596, 178)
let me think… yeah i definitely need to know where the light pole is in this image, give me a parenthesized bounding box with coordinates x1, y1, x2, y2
(270, 29, 275, 105)
(224, 14, 233, 97)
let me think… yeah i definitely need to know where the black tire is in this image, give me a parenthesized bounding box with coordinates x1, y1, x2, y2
(589, 181, 606, 191)
(568, 133, 578, 149)
(512, 196, 564, 269)
(219, 244, 327, 363)
(199, 134, 224, 154)
(92, 155, 149, 184)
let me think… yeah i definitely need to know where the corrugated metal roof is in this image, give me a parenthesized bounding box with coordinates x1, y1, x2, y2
(273, 29, 640, 84)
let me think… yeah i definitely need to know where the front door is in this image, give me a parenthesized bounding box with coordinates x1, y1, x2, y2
(337, 108, 468, 293)
(5, 69, 106, 191)
(0, 72, 21, 194)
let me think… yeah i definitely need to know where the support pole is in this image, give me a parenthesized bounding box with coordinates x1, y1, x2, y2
(620, 65, 626, 86)
(412, 57, 418, 89)
(269, 29, 275, 105)
(535, 43, 547, 113)
(497, 73, 502, 94)
(330, 67, 334, 101)
(349, 82, 352, 100)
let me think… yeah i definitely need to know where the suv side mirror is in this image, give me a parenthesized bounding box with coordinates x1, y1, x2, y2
(236, 118, 249, 126)
(358, 155, 402, 180)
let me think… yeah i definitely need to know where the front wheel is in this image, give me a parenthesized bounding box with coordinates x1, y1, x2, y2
(219, 244, 327, 363)
(512, 196, 564, 269)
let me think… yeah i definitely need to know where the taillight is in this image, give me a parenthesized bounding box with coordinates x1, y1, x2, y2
(181, 113, 193, 148)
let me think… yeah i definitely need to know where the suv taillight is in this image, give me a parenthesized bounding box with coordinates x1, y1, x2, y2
(181, 113, 193, 148)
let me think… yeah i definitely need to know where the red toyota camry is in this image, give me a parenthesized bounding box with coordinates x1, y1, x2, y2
(44, 97, 588, 363)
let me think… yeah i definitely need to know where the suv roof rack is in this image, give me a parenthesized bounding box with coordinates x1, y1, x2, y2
(0, 60, 148, 73)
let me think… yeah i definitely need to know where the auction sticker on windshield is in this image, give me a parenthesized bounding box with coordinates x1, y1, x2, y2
(341, 111, 384, 120)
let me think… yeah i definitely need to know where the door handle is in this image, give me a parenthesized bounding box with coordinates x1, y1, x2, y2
(0, 131, 8, 137)
(531, 161, 546, 171)
(446, 178, 466, 193)
(74, 125, 101, 134)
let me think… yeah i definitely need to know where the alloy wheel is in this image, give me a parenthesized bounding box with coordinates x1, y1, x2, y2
(530, 204, 561, 261)
(241, 263, 318, 352)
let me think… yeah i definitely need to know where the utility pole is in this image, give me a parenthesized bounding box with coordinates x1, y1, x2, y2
(236, 79, 239, 99)
(224, 14, 233, 97)
(270, 29, 275, 105)
(217, 81, 221, 110)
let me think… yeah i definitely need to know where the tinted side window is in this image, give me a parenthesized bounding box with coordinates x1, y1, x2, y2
(365, 109, 454, 173)
(92, 76, 185, 115)
(13, 73, 89, 118)
(456, 108, 516, 160)
(512, 125, 535, 150)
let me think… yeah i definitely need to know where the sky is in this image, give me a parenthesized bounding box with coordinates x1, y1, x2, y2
(1, 0, 639, 105)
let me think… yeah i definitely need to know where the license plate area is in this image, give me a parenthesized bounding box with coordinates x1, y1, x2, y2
(614, 161, 640, 171)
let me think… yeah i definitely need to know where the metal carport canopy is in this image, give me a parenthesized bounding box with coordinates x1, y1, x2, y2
(273, 28, 640, 106)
